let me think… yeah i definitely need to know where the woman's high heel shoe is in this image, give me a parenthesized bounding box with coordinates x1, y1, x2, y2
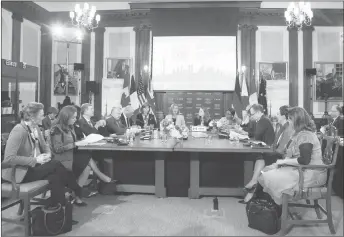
(238, 184, 258, 204)
(243, 183, 257, 193)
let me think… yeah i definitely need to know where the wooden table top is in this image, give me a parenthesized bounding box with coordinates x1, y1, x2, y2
(77, 138, 177, 152)
(174, 137, 274, 153)
(78, 135, 273, 154)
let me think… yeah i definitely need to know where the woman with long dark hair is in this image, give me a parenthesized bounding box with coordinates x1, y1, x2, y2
(49, 105, 87, 206)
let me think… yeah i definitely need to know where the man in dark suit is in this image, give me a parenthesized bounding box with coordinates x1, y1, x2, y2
(79, 103, 109, 137)
(106, 106, 127, 135)
(120, 105, 134, 128)
(42, 107, 58, 138)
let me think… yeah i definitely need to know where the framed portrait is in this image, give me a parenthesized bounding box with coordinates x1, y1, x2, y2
(259, 62, 288, 81)
(314, 62, 343, 101)
(53, 64, 80, 96)
(106, 58, 132, 79)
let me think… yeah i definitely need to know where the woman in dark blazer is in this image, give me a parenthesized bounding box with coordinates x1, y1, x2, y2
(194, 107, 212, 126)
(49, 105, 87, 206)
(136, 102, 157, 129)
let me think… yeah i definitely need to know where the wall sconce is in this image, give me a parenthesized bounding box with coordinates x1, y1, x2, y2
(241, 65, 246, 73)
(143, 65, 149, 73)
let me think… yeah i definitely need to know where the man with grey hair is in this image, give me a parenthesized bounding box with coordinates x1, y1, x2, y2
(78, 103, 108, 137)
(106, 106, 127, 135)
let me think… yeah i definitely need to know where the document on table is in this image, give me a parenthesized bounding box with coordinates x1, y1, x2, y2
(75, 134, 105, 146)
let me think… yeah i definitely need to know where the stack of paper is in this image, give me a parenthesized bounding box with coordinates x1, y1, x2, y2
(75, 134, 104, 146)
(229, 131, 249, 140)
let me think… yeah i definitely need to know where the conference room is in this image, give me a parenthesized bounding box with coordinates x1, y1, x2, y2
(1, 0, 343, 236)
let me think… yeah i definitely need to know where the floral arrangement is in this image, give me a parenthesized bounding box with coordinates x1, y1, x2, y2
(160, 118, 189, 139)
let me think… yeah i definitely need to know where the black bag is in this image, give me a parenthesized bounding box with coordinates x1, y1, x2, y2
(98, 181, 117, 195)
(31, 201, 73, 236)
(246, 198, 282, 235)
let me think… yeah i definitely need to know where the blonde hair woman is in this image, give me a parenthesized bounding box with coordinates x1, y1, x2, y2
(165, 103, 186, 127)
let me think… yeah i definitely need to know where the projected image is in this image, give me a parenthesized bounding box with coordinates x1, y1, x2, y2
(152, 36, 237, 91)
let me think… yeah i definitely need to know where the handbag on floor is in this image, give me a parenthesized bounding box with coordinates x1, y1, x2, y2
(246, 198, 281, 235)
(31, 200, 73, 236)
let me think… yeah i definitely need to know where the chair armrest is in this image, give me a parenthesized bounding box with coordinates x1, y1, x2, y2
(281, 163, 331, 198)
(1, 163, 22, 199)
(281, 163, 335, 169)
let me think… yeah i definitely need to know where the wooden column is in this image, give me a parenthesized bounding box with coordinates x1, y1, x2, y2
(11, 13, 23, 62)
(40, 25, 53, 109)
(134, 24, 151, 89)
(81, 32, 91, 104)
(288, 27, 299, 107)
(93, 27, 105, 118)
(239, 24, 258, 97)
(303, 26, 314, 113)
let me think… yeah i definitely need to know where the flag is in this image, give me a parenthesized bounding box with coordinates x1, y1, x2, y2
(232, 73, 243, 118)
(120, 73, 131, 108)
(258, 72, 268, 115)
(239, 71, 250, 115)
(130, 75, 136, 95)
(249, 71, 258, 105)
(137, 73, 147, 106)
(146, 81, 156, 120)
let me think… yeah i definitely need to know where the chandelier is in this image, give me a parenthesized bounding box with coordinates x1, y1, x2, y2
(284, 2, 313, 30)
(69, 3, 100, 31)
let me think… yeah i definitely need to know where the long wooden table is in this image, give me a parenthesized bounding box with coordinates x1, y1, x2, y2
(78, 139, 177, 198)
(174, 137, 274, 198)
(78, 136, 273, 199)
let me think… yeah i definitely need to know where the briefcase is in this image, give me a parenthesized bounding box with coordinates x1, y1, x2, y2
(246, 198, 281, 235)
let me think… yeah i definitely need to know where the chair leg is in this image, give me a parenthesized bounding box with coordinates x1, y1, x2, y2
(17, 201, 24, 216)
(326, 195, 336, 234)
(279, 194, 289, 236)
(23, 197, 31, 236)
(314, 200, 322, 219)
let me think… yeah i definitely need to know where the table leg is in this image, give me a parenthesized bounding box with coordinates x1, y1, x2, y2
(155, 153, 166, 198)
(188, 153, 200, 199)
(244, 160, 254, 187)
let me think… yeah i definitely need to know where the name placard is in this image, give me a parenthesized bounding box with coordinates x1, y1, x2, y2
(191, 126, 207, 132)
(4, 60, 27, 69)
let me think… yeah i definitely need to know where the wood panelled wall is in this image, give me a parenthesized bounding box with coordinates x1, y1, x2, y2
(2, 1, 343, 116)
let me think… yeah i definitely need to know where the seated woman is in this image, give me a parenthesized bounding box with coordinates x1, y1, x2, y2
(66, 105, 114, 197)
(2, 102, 83, 211)
(239, 104, 276, 204)
(165, 103, 186, 127)
(136, 102, 157, 129)
(255, 107, 327, 205)
(218, 108, 242, 130)
(194, 107, 211, 126)
(49, 105, 87, 206)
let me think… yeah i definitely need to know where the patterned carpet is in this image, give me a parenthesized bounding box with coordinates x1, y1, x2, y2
(2, 194, 343, 236)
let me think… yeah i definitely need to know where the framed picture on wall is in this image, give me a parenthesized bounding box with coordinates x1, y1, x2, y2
(53, 64, 80, 96)
(314, 62, 343, 101)
(259, 62, 288, 80)
(106, 58, 132, 79)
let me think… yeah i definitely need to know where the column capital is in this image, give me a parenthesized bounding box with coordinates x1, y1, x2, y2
(238, 24, 258, 31)
(287, 26, 299, 32)
(134, 24, 152, 32)
(12, 13, 23, 23)
(93, 27, 106, 35)
(302, 26, 315, 32)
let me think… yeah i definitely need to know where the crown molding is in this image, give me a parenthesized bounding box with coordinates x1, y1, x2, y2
(129, 1, 261, 9)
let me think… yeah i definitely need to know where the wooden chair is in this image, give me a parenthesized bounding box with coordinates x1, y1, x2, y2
(1, 164, 49, 236)
(279, 134, 340, 236)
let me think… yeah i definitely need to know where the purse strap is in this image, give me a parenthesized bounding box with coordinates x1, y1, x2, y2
(42, 204, 66, 235)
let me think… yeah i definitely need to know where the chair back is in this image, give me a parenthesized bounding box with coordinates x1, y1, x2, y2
(319, 134, 340, 190)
